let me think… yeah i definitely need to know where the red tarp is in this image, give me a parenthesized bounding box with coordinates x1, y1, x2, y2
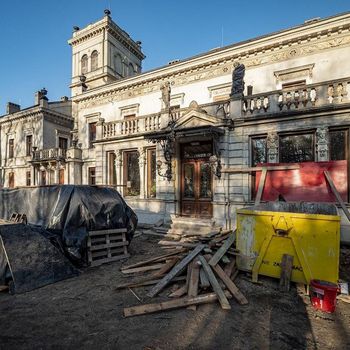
(255, 161, 348, 202)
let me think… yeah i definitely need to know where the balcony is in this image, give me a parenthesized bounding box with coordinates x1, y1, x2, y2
(242, 78, 350, 118)
(32, 148, 67, 162)
(101, 109, 186, 140)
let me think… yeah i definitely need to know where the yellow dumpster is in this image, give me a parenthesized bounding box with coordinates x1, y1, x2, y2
(236, 202, 340, 285)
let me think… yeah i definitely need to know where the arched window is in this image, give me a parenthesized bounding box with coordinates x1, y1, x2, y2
(91, 50, 98, 71)
(81, 54, 88, 74)
(115, 55, 123, 76)
(128, 63, 135, 76)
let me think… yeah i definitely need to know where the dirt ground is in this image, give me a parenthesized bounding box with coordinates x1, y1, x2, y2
(0, 234, 350, 350)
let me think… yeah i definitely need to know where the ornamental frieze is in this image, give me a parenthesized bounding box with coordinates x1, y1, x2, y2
(76, 31, 350, 110)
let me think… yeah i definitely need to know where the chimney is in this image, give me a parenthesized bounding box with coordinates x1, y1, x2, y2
(6, 102, 21, 114)
(35, 88, 49, 107)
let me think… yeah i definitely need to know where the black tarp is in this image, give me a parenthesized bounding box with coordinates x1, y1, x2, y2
(0, 223, 79, 294)
(0, 185, 137, 264)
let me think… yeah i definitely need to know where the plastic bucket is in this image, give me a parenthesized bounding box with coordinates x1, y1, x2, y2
(310, 279, 338, 313)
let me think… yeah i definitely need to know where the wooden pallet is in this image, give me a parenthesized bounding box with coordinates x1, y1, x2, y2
(10, 213, 27, 224)
(87, 228, 129, 267)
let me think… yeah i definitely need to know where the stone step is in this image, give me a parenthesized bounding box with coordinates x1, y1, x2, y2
(166, 227, 222, 237)
(170, 217, 215, 227)
(170, 222, 220, 231)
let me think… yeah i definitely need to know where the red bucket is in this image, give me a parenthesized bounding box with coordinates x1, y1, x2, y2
(310, 279, 338, 313)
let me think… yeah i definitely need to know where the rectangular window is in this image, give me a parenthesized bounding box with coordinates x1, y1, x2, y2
(8, 172, 14, 188)
(26, 135, 33, 156)
(330, 130, 348, 161)
(9, 139, 14, 158)
(88, 167, 96, 185)
(89, 122, 97, 148)
(123, 150, 140, 196)
(147, 148, 156, 198)
(108, 152, 117, 185)
(279, 133, 314, 163)
(251, 137, 267, 166)
(26, 171, 31, 186)
(58, 137, 68, 150)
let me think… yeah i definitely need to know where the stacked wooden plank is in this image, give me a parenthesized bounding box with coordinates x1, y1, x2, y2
(87, 228, 129, 267)
(117, 229, 248, 317)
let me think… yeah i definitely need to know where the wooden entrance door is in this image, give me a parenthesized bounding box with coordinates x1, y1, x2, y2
(181, 142, 213, 218)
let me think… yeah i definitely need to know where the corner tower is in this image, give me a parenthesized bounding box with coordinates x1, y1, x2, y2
(68, 9, 145, 96)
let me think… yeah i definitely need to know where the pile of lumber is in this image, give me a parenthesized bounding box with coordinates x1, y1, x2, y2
(117, 230, 248, 317)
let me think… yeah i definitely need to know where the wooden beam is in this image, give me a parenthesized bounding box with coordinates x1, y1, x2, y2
(147, 244, 205, 297)
(121, 250, 185, 271)
(211, 263, 248, 305)
(121, 263, 165, 274)
(115, 276, 186, 290)
(199, 267, 210, 288)
(324, 170, 350, 222)
(124, 291, 232, 317)
(198, 255, 231, 310)
(222, 165, 300, 173)
(208, 232, 236, 267)
(254, 167, 267, 205)
(152, 258, 179, 278)
(223, 258, 236, 278)
(279, 254, 294, 292)
(187, 258, 200, 310)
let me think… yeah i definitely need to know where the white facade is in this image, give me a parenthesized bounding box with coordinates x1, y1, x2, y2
(2, 11, 350, 240)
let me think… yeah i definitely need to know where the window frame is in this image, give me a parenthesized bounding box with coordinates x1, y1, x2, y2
(91, 50, 98, 71)
(81, 54, 88, 75)
(107, 152, 117, 185)
(88, 167, 96, 185)
(147, 148, 157, 198)
(123, 150, 140, 197)
(26, 135, 32, 156)
(8, 172, 14, 188)
(88, 122, 97, 148)
(58, 137, 68, 150)
(250, 135, 267, 200)
(26, 171, 31, 186)
(8, 139, 14, 158)
(278, 131, 315, 163)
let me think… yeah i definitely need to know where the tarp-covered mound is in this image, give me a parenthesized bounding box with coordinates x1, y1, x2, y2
(0, 223, 79, 294)
(0, 185, 137, 264)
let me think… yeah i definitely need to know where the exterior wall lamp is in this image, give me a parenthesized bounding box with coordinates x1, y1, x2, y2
(209, 155, 222, 179)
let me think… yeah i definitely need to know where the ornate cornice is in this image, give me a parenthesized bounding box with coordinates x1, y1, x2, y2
(0, 106, 73, 126)
(73, 16, 350, 109)
(68, 17, 145, 60)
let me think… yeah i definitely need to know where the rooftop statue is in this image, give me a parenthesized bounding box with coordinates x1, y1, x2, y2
(231, 62, 245, 96)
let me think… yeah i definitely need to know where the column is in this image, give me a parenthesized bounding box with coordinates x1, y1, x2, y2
(267, 132, 279, 163)
(138, 146, 146, 199)
(316, 126, 329, 161)
(115, 150, 123, 194)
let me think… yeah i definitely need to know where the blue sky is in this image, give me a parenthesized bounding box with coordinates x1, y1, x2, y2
(0, 0, 349, 115)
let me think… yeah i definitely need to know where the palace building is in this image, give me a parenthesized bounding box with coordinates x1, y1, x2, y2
(1, 10, 350, 241)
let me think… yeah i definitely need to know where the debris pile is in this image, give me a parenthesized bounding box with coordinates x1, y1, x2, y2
(118, 230, 248, 317)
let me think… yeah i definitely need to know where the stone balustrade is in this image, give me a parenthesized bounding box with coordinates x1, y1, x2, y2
(32, 148, 67, 161)
(242, 78, 350, 117)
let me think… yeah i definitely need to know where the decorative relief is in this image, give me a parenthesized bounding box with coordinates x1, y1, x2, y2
(316, 126, 329, 161)
(267, 132, 279, 163)
(138, 147, 146, 166)
(115, 150, 123, 166)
